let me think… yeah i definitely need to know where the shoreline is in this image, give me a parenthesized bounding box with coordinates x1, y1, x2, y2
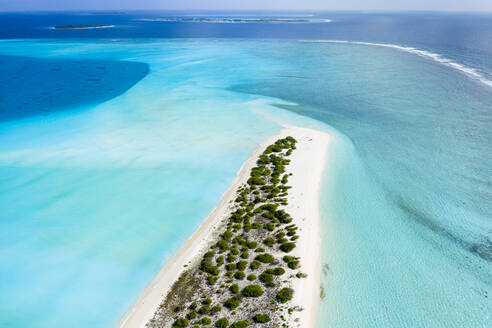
(118, 126, 331, 328)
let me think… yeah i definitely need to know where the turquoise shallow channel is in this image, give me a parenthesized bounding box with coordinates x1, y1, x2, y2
(0, 38, 491, 328)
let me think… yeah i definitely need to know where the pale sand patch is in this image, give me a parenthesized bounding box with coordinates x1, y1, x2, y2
(118, 126, 331, 328)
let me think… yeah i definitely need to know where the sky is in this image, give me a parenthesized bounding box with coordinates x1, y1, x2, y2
(0, 0, 491, 12)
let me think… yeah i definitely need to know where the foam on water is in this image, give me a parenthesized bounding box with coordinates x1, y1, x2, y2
(300, 40, 492, 88)
(1, 37, 491, 328)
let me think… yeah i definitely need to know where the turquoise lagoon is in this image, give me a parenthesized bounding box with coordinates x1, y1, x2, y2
(0, 39, 491, 328)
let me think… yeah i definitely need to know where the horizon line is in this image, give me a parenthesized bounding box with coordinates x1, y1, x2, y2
(1, 9, 492, 14)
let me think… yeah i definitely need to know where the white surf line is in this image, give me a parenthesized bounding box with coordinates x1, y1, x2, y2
(299, 40, 492, 88)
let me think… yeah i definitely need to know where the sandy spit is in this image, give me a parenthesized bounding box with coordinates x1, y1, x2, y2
(118, 126, 331, 328)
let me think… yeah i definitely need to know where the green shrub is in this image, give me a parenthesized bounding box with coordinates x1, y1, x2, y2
(215, 318, 229, 328)
(241, 251, 249, 259)
(263, 237, 275, 247)
(202, 298, 212, 305)
(255, 253, 275, 264)
(207, 276, 217, 285)
(230, 320, 249, 328)
(296, 272, 307, 278)
(255, 247, 265, 253)
(231, 248, 240, 255)
(247, 274, 257, 281)
(276, 287, 294, 303)
(287, 261, 299, 269)
(205, 266, 220, 276)
(263, 223, 275, 231)
(226, 253, 236, 262)
(198, 305, 210, 315)
(282, 255, 300, 269)
(222, 230, 234, 241)
(172, 318, 189, 327)
(273, 267, 285, 275)
(252, 314, 271, 323)
(276, 231, 286, 238)
(279, 242, 296, 253)
(229, 283, 239, 294)
(216, 240, 229, 252)
(186, 310, 197, 320)
(188, 302, 197, 310)
(210, 305, 222, 314)
(224, 298, 240, 310)
(246, 240, 257, 249)
(258, 272, 273, 285)
(234, 271, 245, 280)
(276, 237, 288, 244)
(216, 256, 224, 266)
(241, 284, 264, 297)
(173, 305, 183, 313)
(236, 260, 247, 271)
(250, 260, 261, 270)
(200, 317, 212, 325)
(275, 210, 292, 224)
(226, 263, 237, 271)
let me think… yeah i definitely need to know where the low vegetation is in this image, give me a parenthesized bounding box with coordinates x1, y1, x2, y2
(147, 137, 305, 328)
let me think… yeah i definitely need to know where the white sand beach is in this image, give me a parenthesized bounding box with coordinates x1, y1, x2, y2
(119, 126, 331, 328)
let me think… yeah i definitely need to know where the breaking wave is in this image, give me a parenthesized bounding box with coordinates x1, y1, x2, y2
(300, 40, 492, 88)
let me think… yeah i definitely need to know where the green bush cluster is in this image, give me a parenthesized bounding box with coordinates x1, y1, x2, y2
(200, 317, 212, 325)
(258, 271, 274, 286)
(241, 284, 264, 297)
(186, 310, 197, 320)
(234, 271, 245, 280)
(254, 253, 274, 263)
(229, 283, 239, 294)
(263, 267, 285, 276)
(252, 314, 271, 323)
(282, 255, 300, 269)
(276, 287, 294, 303)
(162, 137, 300, 328)
(247, 274, 257, 281)
(197, 305, 210, 315)
(250, 260, 261, 270)
(172, 318, 189, 327)
(230, 320, 249, 328)
(224, 297, 240, 310)
(215, 318, 229, 328)
(210, 305, 222, 314)
(279, 242, 296, 253)
(263, 237, 275, 247)
(236, 260, 247, 271)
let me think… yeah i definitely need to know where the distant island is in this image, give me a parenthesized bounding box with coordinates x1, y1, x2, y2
(138, 18, 331, 23)
(54, 25, 115, 29)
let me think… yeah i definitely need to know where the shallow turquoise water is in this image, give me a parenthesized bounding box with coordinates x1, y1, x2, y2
(0, 39, 490, 328)
(232, 41, 492, 327)
(0, 40, 290, 327)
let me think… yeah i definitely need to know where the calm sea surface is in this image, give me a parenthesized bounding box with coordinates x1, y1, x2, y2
(0, 11, 491, 328)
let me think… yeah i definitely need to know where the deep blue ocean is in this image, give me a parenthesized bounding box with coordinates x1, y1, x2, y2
(0, 11, 491, 328)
